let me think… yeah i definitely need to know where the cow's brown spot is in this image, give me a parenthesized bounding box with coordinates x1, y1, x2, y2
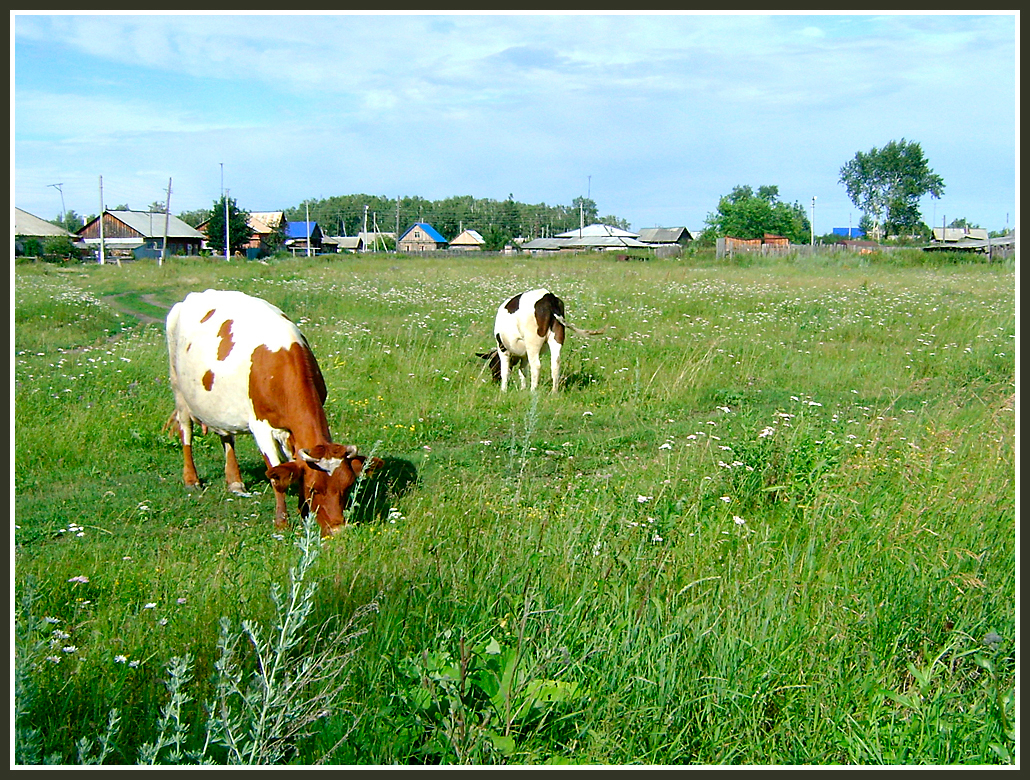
(200, 309, 216, 323)
(202, 369, 215, 391)
(249, 342, 330, 443)
(504, 294, 522, 314)
(217, 319, 235, 361)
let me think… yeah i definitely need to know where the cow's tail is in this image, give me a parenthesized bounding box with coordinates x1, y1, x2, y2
(554, 313, 606, 338)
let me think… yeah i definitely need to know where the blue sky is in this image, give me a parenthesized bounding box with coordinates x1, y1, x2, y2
(11, 11, 1018, 235)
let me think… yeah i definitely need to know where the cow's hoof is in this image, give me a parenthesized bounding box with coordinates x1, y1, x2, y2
(228, 482, 252, 497)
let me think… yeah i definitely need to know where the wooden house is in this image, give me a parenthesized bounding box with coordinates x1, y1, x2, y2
(78, 210, 204, 258)
(285, 220, 323, 254)
(448, 228, 485, 251)
(398, 222, 447, 252)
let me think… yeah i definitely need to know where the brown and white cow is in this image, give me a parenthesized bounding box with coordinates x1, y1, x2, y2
(165, 289, 380, 537)
(479, 288, 600, 393)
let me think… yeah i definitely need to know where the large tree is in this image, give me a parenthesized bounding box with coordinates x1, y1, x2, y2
(206, 195, 251, 256)
(700, 185, 810, 244)
(839, 138, 944, 238)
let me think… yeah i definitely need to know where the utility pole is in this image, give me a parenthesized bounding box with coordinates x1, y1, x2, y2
(49, 183, 66, 230)
(221, 163, 230, 262)
(98, 175, 107, 265)
(810, 196, 817, 246)
(305, 202, 311, 257)
(160, 178, 172, 266)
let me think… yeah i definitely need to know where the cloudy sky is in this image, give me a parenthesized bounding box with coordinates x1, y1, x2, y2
(11, 11, 1018, 235)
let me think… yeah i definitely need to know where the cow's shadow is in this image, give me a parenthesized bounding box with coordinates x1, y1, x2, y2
(348, 456, 419, 525)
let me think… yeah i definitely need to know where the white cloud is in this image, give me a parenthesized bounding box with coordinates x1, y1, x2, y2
(13, 12, 1016, 231)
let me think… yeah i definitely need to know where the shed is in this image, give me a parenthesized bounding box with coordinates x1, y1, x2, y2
(637, 227, 693, 245)
(931, 226, 990, 243)
(398, 222, 448, 252)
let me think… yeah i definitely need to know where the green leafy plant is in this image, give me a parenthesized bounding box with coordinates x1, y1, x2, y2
(392, 629, 583, 763)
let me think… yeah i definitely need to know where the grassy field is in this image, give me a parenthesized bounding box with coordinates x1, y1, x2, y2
(12, 249, 1016, 765)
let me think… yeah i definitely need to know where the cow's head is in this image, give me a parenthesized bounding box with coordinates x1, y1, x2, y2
(266, 444, 383, 536)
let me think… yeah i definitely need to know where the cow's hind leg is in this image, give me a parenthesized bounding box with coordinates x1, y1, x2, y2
(549, 339, 562, 393)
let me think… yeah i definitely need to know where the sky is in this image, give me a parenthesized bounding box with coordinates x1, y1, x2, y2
(11, 11, 1018, 236)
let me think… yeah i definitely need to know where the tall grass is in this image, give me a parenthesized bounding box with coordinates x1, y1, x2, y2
(13, 250, 1015, 764)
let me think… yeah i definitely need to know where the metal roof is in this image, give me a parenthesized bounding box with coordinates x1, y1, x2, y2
(101, 210, 204, 239)
(555, 223, 639, 238)
(286, 221, 320, 239)
(637, 227, 692, 243)
(15, 207, 74, 237)
(449, 229, 485, 246)
(522, 235, 650, 251)
(400, 222, 447, 244)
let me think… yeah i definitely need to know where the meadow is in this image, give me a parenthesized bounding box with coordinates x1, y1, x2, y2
(13, 248, 1016, 765)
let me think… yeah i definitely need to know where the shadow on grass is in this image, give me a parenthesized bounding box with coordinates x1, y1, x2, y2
(349, 456, 419, 525)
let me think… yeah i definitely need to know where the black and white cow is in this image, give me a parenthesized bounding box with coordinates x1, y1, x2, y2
(479, 288, 598, 393)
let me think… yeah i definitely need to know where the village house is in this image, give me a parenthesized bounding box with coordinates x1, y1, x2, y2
(522, 223, 651, 253)
(14, 207, 75, 254)
(78, 209, 204, 259)
(284, 220, 323, 254)
(448, 228, 485, 251)
(397, 222, 448, 252)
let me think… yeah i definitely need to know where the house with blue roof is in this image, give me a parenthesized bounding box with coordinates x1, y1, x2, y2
(285, 220, 323, 253)
(398, 221, 448, 252)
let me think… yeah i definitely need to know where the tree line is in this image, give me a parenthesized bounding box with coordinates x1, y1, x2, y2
(43, 139, 1010, 251)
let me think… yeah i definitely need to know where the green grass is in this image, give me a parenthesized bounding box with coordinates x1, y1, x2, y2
(13, 250, 1015, 765)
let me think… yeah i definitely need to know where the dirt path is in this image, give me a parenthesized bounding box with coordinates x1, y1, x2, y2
(103, 292, 172, 325)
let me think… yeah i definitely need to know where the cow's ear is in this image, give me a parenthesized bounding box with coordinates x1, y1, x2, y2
(267, 462, 303, 490)
(349, 455, 383, 478)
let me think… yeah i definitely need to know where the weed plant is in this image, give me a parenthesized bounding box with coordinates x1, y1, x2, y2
(12, 250, 1015, 765)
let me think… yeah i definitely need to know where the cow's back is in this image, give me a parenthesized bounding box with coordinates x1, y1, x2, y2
(167, 290, 310, 435)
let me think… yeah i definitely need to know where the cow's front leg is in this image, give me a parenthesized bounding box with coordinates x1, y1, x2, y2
(272, 487, 290, 530)
(266, 459, 301, 531)
(177, 415, 201, 489)
(220, 434, 247, 494)
(527, 350, 542, 392)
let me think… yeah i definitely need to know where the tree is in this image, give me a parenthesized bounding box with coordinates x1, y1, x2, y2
(481, 224, 511, 252)
(206, 195, 251, 256)
(49, 210, 85, 232)
(699, 185, 810, 244)
(571, 196, 598, 228)
(839, 139, 944, 238)
(177, 209, 210, 228)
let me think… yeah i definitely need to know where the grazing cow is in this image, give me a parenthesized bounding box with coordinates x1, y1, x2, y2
(165, 289, 380, 537)
(479, 288, 599, 393)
